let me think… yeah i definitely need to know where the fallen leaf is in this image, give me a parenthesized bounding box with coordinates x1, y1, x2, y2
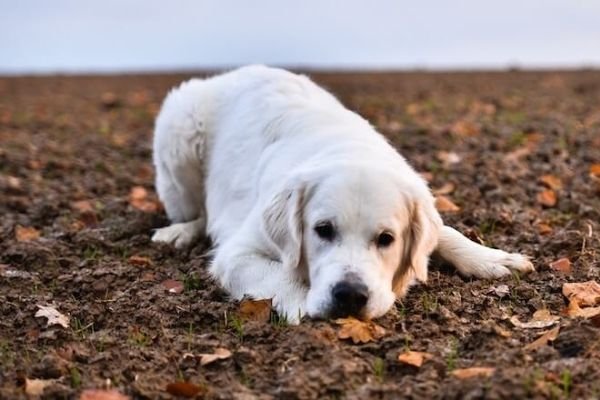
(162, 280, 184, 294)
(549, 258, 571, 274)
(239, 298, 272, 322)
(165, 382, 205, 398)
(432, 182, 456, 196)
(71, 200, 94, 213)
(563, 281, 600, 306)
(566, 301, 600, 319)
(15, 225, 40, 242)
(128, 255, 152, 267)
(128, 186, 159, 213)
(35, 305, 69, 328)
(510, 309, 560, 329)
(80, 389, 131, 400)
(536, 189, 557, 207)
(524, 326, 560, 351)
(198, 347, 232, 366)
(335, 317, 386, 344)
(589, 164, 600, 178)
(539, 175, 562, 190)
(436, 151, 462, 167)
(419, 172, 434, 182)
(397, 350, 433, 367)
(486, 284, 510, 298)
(492, 324, 512, 338)
(435, 195, 460, 213)
(451, 367, 495, 379)
(536, 222, 553, 235)
(25, 378, 57, 396)
(451, 120, 480, 137)
(101, 92, 121, 109)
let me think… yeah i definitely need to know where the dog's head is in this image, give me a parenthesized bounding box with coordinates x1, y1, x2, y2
(262, 162, 442, 320)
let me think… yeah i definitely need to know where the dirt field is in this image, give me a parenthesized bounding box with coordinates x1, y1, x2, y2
(1, 70, 599, 399)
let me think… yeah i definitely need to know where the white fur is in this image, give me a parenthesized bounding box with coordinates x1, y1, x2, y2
(152, 65, 534, 323)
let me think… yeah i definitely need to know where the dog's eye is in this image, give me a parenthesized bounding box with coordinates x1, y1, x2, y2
(314, 221, 335, 241)
(377, 232, 394, 248)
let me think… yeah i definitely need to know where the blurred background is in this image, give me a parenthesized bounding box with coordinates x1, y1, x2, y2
(1, 0, 600, 74)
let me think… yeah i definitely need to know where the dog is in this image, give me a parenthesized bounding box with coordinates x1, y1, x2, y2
(151, 65, 534, 323)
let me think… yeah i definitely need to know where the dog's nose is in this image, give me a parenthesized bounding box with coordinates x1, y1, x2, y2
(331, 280, 369, 317)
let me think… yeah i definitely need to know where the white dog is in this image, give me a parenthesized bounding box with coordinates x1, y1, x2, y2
(151, 65, 534, 323)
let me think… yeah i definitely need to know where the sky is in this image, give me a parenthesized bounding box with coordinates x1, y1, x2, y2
(1, 0, 600, 74)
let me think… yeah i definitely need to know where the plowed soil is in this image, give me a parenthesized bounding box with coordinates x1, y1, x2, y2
(1, 70, 599, 399)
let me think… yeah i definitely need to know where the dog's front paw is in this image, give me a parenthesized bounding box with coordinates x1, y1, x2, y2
(471, 251, 535, 279)
(152, 223, 200, 248)
(272, 288, 307, 325)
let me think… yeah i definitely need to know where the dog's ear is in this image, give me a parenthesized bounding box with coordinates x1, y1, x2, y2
(261, 181, 305, 269)
(394, 197, 442, 295)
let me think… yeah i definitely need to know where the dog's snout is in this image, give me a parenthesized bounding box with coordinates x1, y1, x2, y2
(331, 280, 369, 317)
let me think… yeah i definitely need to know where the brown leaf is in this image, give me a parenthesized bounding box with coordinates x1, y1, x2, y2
(128, 186, 160, 213)
(239, 298, 272, 322)
(397, 350, 433, 367)
(165, 382, 205, 398)
(510, 309, 560, 329)
(536, 222, 553, 235)
(15, 225, 40, 242)
(198, 347, 232, 366)
(128, 255, 153, 267)
(162, 279, 184, 294)
(436, 151, 462, 167)
(451, 120, 480, 137)
(524, 326, 560, 351)
(536, 189, 557, 207)
(80, 389, 131, 400)
(549, 258, 571, 274)
(101, 92, 121, 108)
(335, 317, 386, 344)
(539, 175, 562, 190)
(25, 378, 57, 396)
(589, 163, 600, 178)
(435, 195, 460, 213)
(562, 281, 600, 307)
(566, 301, 600, 319)
(71, 200, 94, 213)
(419, 172, 434, 182)
(432, 182, 456, 196)
(451, 367, 495, 379)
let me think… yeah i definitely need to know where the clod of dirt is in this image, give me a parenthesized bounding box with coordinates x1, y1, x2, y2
(335, 317, 386, 344)
(397, 350, 433, 367)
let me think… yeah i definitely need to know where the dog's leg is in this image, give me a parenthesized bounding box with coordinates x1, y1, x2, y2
(210, 232, 308, 324)
(152, 217, 205, 248)
(436, 226, 534, 278)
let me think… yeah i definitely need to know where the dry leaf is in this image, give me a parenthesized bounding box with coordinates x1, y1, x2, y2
(165, 382, 205, 398)
(589, 164, 600, 178)
(239, 298, 272, 322)
(539, 175, 562, 190)
(162, 279, 184, 294)
(432, 182, 456, 196)
(15, 225, 40, 242)
(128, 186, 159, 213)
(566, 301, 600, 319)
(198, 347, 232, 366)
(451, 120, 480, 137)
(128, 255, 152, 267)
(510, 309, 559, 329)
(436, 151, 462, 166)
(536, 222, 553, 235)
(335, 317, 386, 344)
(71, 200, 94, 213)
(419, 172, 434, 182)
(524, 326, 560, 351)
(35, 305, 69, 328)
(486, 284, 510, 298)
(536, 189, 557, 207)
(435, 195, 460, 213)
(397, 350, 433, 367)
(451, 367, 495, 379)
(25, 378, 57, 396)
(549, 258, 571, 274)
(80, 389, 131, 400)
(563, 281, 600, 306)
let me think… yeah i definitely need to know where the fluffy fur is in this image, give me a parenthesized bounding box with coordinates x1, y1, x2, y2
(152, 65, 534, 323)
